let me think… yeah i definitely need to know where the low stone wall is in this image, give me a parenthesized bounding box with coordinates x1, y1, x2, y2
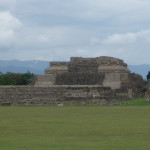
(35, 74, 56, 86)
(0, 85, 114, 105)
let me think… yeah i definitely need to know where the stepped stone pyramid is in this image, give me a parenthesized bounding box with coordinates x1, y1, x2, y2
(35, 56, 144, 98)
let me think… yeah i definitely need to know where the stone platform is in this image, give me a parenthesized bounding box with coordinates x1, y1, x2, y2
(0, 85, 114, 105)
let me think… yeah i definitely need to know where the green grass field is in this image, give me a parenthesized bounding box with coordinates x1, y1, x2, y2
(0, 99, 150, 150)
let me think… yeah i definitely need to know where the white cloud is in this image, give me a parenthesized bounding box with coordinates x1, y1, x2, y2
(14, 0, 150, 24)
(103, 29, 150, 44)
(103, 33, 136, 44)
(0, 11, 22, 47)
(1, 0, 150, 65)
(53, 0, 150, 23)
(16, 25, 92, 50)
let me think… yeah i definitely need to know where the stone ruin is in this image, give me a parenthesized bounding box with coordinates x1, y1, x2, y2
(0, 56, 145, 105)
(145, 80, 150, 102)
(36, 56, 144, 99)
(36, 56, 144, 94)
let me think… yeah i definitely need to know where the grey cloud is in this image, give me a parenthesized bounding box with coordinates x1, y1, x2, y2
(0, 0, 16, 11)
(0, 0, 150, 64)
(102, 29, 150, 44)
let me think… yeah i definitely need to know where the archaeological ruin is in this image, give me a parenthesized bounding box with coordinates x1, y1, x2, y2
(145, 80, 150, 102)
(0, 56, 145, 105)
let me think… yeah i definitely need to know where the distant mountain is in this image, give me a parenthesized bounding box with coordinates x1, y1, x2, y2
(0, 60, 149, 79)
(128, 64, 150, 79)
(0, 60, 49, 74)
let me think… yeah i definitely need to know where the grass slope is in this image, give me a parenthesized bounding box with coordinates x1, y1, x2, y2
(0, 105, 150, 150)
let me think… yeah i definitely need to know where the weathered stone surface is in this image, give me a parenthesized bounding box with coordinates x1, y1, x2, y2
(55, 72, 105, 85)
(42, 56, 144, 97)
(145, 80, 150, 102)
(35, 74, 56, 86)
(103, 73, 123, 89)
(35, 56, 145, 100)
(0, 85, 113, 105)
(121, 73, 145, 97)
(45, 62, 69, 74)
(68, 57, 99, 73)
(0, 56, 145, 105)
(42, 56, 131, 88)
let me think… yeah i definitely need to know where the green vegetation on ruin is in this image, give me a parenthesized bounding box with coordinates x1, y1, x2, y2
(0, 103, 150, 150)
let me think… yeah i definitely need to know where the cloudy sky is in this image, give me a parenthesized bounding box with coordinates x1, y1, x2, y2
(0, 0, 150, 64)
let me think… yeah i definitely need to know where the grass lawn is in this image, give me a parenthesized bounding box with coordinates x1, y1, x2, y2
(0, 104, 150, 150)
(121, 97, 150, 106)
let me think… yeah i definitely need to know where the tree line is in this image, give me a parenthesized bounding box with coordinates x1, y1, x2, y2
(0, 72, 35, 85)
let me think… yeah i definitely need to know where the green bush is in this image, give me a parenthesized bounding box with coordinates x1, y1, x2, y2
(147, 71, 150, 80)
(0, 72, 35, 85)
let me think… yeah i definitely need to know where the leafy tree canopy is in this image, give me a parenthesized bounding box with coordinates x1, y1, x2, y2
(0, 72, 35, 85)
(147, 71, 150, 80)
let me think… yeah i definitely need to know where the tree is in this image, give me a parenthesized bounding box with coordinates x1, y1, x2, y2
(147, 71, 150, 80)
(0, 72, 35, 85)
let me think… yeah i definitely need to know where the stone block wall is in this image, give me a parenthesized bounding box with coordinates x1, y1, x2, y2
(103, 73, 123, 89)
(55, 73, 105, 85)
(68, 59, 99, 73)
(45, 62, 69, 74)
(121, 73, 145, 97)
(145, 80, 150, 102)
(0, 85, 114, 105)
(35, 74, 56, 86)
